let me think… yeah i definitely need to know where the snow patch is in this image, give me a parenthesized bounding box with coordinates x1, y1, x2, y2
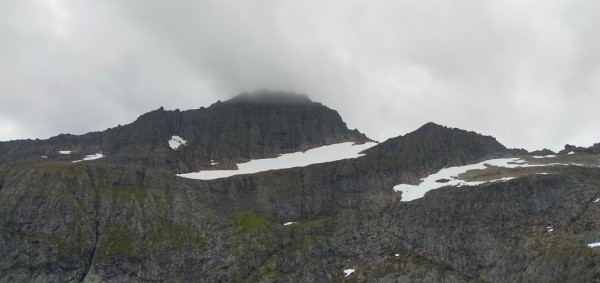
(41, 156, 48, 159)
(593, 198, 599, 203)
(210, 160, 218, 166)
(532, 155, 556, 158)
(283, 222, 296, 226)
(344, 269, 355, 277)
(395, 254, 400, 257)
(394, 158, 574, 202)
(72, 152, 104, 163)
(568, 151, 575, 155)
(492, 177, 515, 182)
(547, 226, 554, 233)
(178, 142, 377, 180)
(59, 150, 72, 154)
(587, 242, 600, 248)
(169, 136, 187, 150)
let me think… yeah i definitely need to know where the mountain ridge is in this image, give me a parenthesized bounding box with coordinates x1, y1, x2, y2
(0, 91, 371, 173)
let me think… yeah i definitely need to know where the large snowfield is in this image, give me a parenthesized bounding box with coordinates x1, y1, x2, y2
(178, 142, 377, 180)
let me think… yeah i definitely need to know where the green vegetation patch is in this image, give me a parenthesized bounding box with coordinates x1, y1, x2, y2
(230, 212, 272, 235)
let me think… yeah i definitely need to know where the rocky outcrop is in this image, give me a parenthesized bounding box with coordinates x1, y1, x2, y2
(531, 148, 556, 156)
(560, 143, 600, 154)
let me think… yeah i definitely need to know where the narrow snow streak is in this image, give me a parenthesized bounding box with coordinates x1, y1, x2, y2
(587, 242, 600, 248)
(593, 198, 599, 203)
(169, 136, 187, 150)
(59, 150, 72, 154)
(344, 269, 355, 277)
(283, 222, 296, 226)
(532, 155, 556, 158)
(394, 158, 577, 202)
(72, 153, 104, 163)
(178, 142, 377, 180)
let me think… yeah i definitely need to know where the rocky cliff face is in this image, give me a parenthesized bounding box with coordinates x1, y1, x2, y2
(1, 97, 599, 282)
(0, 91, 369, 173)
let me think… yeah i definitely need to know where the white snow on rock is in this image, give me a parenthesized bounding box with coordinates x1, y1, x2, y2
(532, 155, 556, 158)
(344, 269, 355, 277)
(59, 150, 72, 154)
(72, 153, 104, 163)
(41, 156, 48, 159)
(547, 226, 554, 233)
(210, 160, 218, 166)
(588, 242, 600, 248)
(284, 222, 296, 226)
(568, 151, 575, 155)
(395, 254, 400, 257)
(178, 142, 377, 180)
(394, 158, 575, 202)
(168, 136, 187, 150)
(593, 198, 599, 203)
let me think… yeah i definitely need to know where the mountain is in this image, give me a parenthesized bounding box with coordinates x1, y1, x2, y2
(1, 92, 599, 282)
(0, 91, 370, 173)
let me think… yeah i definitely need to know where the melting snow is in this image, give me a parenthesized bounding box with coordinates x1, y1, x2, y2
(587, 242, 600, 248)
(532, 155, 556, 158)
(59, 150, 72, 154)
(344, 269, 355, 277)
(169, 136, 187, 150)
(178, 142, 377, 180)
(284, 222, 296, 226)
(72, 153, 104, 163)
(395, 158, 524, 201)
(394, 158, 575, 202)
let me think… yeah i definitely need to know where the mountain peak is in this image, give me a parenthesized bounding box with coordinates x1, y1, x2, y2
(226, 90, 312, 105)
(364, 122, 509, 167)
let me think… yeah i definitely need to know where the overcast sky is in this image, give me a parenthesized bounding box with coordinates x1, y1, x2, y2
(1, 0, 599, 151)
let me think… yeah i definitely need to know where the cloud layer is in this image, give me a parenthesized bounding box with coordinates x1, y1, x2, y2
(1, 0, 599, 151)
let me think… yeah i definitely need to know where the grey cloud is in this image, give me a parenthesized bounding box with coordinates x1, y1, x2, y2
(1, 0, 599, 151)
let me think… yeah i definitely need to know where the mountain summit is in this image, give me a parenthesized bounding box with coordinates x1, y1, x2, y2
(0, 91, 370, 173)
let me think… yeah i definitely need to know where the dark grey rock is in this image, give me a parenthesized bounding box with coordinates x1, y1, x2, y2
(531, 149, 556, 156)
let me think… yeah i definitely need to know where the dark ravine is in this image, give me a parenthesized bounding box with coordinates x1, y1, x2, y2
(81, 166, 101, 282)
(0, 93, 599, 282)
